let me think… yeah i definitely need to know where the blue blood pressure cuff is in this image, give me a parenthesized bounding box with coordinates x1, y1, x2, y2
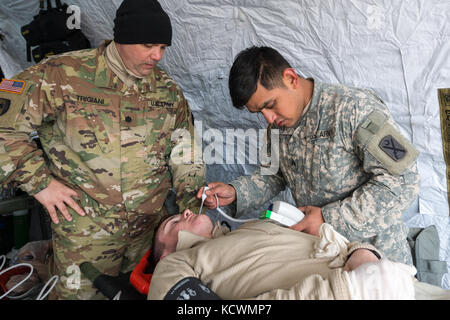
(164, 277, 222, 300)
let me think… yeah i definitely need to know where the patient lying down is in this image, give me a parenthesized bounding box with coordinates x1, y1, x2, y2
(147, 209, 450, 300)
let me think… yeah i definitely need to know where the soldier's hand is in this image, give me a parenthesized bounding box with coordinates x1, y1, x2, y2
(196, 182, 236, 209)
(343, 249, 379, 272)
(33, 179, 86, 224)
(289, 205, 324, 236)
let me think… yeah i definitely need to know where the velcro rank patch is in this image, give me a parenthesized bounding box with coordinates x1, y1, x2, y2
(356, 111, 419, 175)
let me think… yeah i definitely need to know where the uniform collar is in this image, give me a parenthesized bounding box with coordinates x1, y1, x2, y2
(175, 221, 229, 251)
(94, 40, 156, 93)
(94, 41, 116, 89)
(105, 40, 141, 88)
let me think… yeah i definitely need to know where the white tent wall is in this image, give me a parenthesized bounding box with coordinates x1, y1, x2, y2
(0, 0, 449, 289)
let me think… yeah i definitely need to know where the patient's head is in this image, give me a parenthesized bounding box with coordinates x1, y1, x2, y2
(149, 209, 213, 269)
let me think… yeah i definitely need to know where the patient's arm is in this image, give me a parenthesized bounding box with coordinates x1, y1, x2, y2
(147, 253, 199, 300)
(309, 223, 383, 269)
(249, 246, 382, 300)
(247, 269, 351, 300)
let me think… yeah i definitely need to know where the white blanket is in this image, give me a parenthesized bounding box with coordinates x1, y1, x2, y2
(345, 259, 417, 300)
(310, 223, 349, 268)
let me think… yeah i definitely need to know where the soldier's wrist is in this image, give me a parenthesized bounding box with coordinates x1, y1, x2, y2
(24, 174, 54, 196)
(346, 248, 381, 262)
(346, 243, 383, 262)
(321, 202, 343, 226)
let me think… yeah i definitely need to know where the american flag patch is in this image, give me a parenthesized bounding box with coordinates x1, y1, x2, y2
(0, 79, 26, 94)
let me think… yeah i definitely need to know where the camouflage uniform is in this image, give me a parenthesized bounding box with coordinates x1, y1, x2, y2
(0, 41, 205, 299)
(231, 80, 419, 265)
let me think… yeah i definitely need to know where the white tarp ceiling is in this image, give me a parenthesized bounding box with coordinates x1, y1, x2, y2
(0, 0, 449, 289)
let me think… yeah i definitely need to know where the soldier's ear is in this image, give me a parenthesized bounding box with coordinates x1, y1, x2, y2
(281, 68, 299, 89)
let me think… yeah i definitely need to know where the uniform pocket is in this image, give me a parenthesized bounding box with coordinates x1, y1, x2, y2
(64, 99, 113, 154)
(143, 106, 176, 163)
(316, 136, 362, 200)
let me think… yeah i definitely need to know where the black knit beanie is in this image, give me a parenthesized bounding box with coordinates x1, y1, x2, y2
(114, 0, 172, 45)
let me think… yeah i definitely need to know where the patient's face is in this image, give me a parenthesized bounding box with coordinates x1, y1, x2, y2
(157, 209, 214, 254)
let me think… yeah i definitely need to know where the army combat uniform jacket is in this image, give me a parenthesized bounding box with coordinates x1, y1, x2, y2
(0, 42, 204, 221)
(231, 81, 419, 264)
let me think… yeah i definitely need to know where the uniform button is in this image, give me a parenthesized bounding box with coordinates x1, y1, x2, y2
(125, 116, 132, 123)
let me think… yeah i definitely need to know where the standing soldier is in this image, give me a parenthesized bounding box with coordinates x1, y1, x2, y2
(0, 0, 204, 299)
(199, 46, 419, 265)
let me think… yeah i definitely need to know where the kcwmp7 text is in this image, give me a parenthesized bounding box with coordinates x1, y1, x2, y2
(177, 304, 272, 317)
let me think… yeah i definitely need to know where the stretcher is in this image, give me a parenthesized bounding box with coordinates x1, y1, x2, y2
(130, 249, 153, 295)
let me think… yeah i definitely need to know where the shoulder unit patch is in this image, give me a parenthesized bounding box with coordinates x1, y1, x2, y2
(379, 134, 407, 161)
(0, 98, 11, 116)
(356, 110, 419, 175)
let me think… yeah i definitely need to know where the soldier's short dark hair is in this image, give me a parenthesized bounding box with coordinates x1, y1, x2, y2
(228, 46, 292, 109)
(146, 213, 176, 273)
